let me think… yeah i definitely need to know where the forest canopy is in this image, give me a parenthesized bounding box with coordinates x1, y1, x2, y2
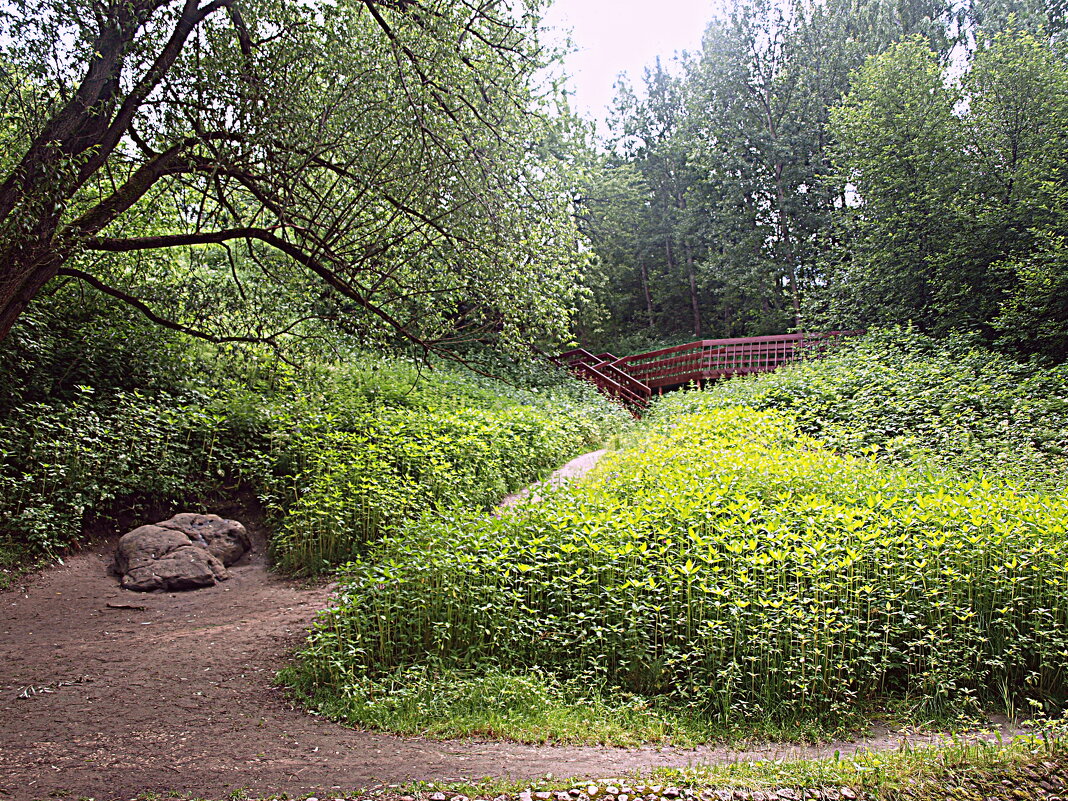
(0, 0, 580, 358)
(3, 0, 1067, 363)
(577, 0, 1068, 361)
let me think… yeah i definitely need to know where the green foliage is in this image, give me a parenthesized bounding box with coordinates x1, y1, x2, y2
(0, 295, 630, 565)
(826, 37, 964, 330)
(0, 387, 232, 555)
(1, 0, 584, 355)
(0, 289, 224, 555)
(0, 283, 189, 409)
(656, 329, 1068, 488)
(580, 2, 1068, 359)
(279, 663, 715, 745)
(579, 0, 956, 351)
(268, 396, 623, 574)
(819, 27, 1068, 346)
(291, 401, 1068, 737)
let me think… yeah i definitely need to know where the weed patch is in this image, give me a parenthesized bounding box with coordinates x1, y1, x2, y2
(290, 407, 1068, 739)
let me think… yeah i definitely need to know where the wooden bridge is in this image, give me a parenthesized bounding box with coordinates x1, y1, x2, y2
(555, 331, 860, 411)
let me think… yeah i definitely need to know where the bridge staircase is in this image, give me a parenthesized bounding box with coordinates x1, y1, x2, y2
(555, 331, 859, 413)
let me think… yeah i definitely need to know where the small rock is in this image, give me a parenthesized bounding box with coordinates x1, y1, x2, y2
(777, 790, 800, 801)
(430, 793, 447, 801)
(840, 789, 856, 801)
(535, 793, 551, 801)
(606, 788, 620, 797)
(587, 788, 600, 799)
(664, 790, 681, 800)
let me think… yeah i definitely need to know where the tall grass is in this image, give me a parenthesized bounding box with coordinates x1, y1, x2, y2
(291, 407, 1068, 734)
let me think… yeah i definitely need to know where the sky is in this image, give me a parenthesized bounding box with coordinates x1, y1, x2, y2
(540, 0, 719, 129)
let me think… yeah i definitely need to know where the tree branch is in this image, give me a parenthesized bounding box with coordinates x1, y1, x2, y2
(54, 265, 299, 363)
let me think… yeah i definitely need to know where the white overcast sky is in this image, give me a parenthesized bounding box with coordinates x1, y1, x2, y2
(540, 1, 721, 128)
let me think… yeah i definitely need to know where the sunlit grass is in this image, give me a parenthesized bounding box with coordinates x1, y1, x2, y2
(289, 407, 1068, 740)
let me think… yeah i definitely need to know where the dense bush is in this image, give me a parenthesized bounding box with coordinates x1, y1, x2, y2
(0, 292, 630, 567)
(265, 360, 629, 572)
(0, 387, 235, 555)
(291, 406, 1068, 735)
(0, 290, 228, 556)
(654, 328, 1068, 489)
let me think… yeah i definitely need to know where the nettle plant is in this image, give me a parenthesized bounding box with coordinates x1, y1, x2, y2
(654, 329, 1068, 490)
(0, 387, 231, 554)
(294, 408, 1068, 732)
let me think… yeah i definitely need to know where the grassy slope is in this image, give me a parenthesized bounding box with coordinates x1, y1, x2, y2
(287, 332, 1068, 745)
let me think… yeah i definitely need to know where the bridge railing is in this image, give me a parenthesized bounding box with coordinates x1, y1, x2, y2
(555, 347, 651, 407)
(616, 332, 858, 389)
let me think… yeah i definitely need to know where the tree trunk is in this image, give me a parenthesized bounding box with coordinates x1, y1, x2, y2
(639, 261, 654, 328)
(0, 251, 62, 341)
(773, 165, 802, 330)
(684, 243, 702, 338)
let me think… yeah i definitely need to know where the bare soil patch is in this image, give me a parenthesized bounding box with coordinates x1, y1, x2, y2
(0, 471, 1024, 801)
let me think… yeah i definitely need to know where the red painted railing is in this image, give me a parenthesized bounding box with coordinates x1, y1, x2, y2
(556, 347, 652, 409)
(617, 332, 857, 389)
(557, 331, 860, 410)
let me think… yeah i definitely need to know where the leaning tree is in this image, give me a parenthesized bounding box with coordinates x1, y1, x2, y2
(0, 0, 578, 354)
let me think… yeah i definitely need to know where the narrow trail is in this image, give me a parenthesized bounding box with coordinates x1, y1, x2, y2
(0, 454, 1024, 801)
(499, 449, 608, 507)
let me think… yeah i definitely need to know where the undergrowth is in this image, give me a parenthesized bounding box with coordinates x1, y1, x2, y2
(288, 403, 1068, 742)
(263, 359, 630, 573)
(0, 288, 630, 572)
(656, 327, 1068, 490)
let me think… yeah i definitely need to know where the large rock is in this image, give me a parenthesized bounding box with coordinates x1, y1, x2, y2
(156, 513, 250, 567)
(114, 514, 250, 592)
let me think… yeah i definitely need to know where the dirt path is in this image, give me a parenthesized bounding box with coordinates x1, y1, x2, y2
(499, 449, 608, 507)
(0, 458, 1024, 801)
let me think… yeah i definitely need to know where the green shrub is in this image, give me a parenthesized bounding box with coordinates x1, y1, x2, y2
(0, 387, 233, 555)
(653, 328, 1068, 489)
(292, 408, 1068, 734)
(0, 297, 631, 566)
(267, 401, 614, 573)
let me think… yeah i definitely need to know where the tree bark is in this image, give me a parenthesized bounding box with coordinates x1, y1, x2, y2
(684, 242, 702, 338)
(639, 261, 654, 328)
(773, 165, 802, 330)
(0, 239, 68, 341)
